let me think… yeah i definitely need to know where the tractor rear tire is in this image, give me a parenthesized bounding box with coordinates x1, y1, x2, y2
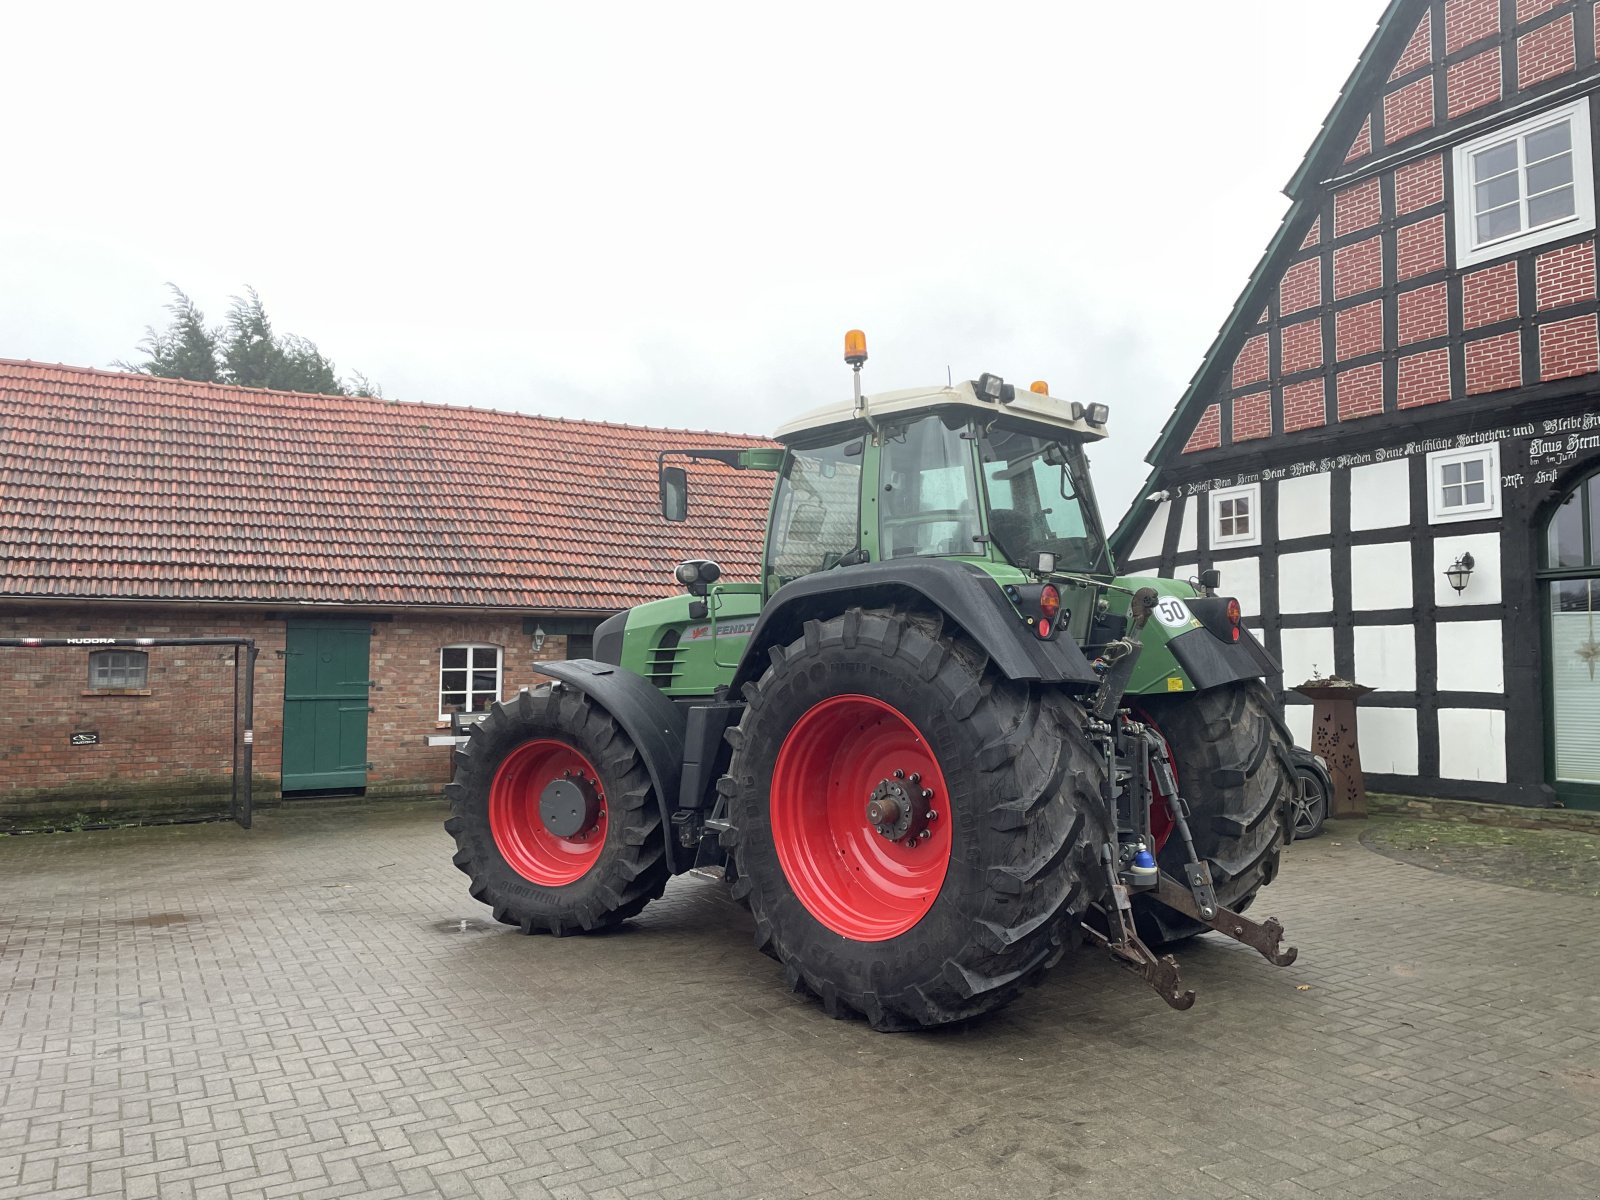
(719, 608, 1109, 1031)
(444, 685, 670, 935)
(1132, 680, 1296, 945)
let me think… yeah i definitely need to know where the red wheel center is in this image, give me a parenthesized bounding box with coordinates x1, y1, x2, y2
(490, 739, 607, 886)
(769, 694, 953, 942)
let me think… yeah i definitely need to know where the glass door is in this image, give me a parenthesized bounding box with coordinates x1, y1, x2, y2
(1543, 470, 1600, 808)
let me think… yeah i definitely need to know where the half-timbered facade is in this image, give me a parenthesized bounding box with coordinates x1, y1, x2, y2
(1114, 0, 1600, 810)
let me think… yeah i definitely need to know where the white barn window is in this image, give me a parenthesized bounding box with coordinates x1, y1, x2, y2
(1453, 99, 1595, 268)
(1209, 483, 1261, 549)
(439, 644, 502, 719)
(1426, 444, 1501, 524)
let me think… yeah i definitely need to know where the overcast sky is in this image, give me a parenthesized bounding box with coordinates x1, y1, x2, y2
(0, 2, 1382, 523)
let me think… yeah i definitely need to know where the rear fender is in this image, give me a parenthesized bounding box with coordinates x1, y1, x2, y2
(534, 659, 686, 874)
(728, 559, 1100, 692)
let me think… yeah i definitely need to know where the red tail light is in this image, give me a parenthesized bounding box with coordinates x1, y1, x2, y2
(1036, 618, 1052, 639)
(1226, 598, 1242, 642)
(1040, 585, 1061, 620)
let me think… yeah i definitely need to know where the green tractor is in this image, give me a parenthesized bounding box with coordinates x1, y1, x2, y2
(445, 334, 1299, 1029)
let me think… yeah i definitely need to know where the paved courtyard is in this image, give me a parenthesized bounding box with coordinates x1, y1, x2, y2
(3, 802, 1599, 1200)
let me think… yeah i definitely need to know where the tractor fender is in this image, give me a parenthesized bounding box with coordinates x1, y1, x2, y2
(729, 559, 1100, 692)
(534, 659, 686, 874)
(1163, 623, 1281, 691)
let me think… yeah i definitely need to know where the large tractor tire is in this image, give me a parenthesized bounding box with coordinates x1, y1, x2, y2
(1132, 680, 1296, 945)
(444, 685, 670, 935)
(719, 608, 1109, 1031)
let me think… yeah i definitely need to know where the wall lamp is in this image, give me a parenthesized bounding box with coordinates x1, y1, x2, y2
(531, 625, 547, 652)
(1443, 552, 1475, 595)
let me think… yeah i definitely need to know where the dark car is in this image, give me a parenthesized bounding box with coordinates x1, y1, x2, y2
(1290, 746, 1332, 840)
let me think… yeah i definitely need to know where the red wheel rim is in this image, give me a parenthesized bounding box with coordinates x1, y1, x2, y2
(769, 694, 952, 942)
(489, 739, 607, 885)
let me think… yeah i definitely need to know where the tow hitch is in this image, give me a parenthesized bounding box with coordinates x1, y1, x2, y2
(1083, 586, 1298, 1009)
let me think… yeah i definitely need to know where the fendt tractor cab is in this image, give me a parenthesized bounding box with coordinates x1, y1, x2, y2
(445, 333, 1299, 1029)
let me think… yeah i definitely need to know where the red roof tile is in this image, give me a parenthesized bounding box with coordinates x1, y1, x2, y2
(0, 360, 775, 610)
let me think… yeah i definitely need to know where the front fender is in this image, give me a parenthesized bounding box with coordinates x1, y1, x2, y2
(534, 659, 687, 874)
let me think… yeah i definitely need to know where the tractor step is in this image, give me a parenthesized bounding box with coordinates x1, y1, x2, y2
(1154, 872, 1298, 967)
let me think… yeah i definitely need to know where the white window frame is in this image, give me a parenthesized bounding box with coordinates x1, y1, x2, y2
(438, 643, 503, 721)
(1426, 444, 1501, 524)
(1209, 482, 1262, 549)
(1453, 98, 1595, 268)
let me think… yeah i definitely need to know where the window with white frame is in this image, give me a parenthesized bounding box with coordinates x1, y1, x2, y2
(1453, 99, 1595, 268)
(1426, 444, 1501, 524)
(1209, 482, 1261, 549)
(439, 644, 502, 718)
(87, 650, 148, 690)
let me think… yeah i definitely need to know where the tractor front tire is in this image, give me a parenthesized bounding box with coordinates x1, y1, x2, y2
(720, 608, 1109, 1031)
(445, 685, 669, 935)
(1133, 680, 1296, 945)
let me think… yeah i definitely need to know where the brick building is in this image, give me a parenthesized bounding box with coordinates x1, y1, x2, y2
(0, 360, 771, 823)
(1114, 0, 1600, 810)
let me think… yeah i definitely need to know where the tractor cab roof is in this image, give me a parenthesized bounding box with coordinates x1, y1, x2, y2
(771, 379, 1110, 446)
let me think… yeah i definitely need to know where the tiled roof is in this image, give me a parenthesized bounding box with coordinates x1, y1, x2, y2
(0, 360, 776, 610)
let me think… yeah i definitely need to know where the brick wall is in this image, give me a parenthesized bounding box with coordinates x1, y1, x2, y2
(1462, 261, 1520, 329)
(1537, 239, 1597, 309)
(1519, 13, 1577, 87)
(0, 604, 596, 819)
(1445, 0, 1500, 55)
(1447, 48, 1502, 118)
(1465, 330, 1524, 393)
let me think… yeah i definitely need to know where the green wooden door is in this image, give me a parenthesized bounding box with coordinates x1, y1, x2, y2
(281, 622, 372, 792)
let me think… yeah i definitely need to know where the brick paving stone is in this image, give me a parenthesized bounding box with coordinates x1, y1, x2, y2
(3, 800, 1600, 1198)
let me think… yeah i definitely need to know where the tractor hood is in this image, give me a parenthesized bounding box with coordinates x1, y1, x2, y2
(773, 380, 1110, 446)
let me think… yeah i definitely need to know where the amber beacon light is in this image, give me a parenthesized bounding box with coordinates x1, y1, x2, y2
(1030, 381, 1050, 395)
(844, 329, 869, 366)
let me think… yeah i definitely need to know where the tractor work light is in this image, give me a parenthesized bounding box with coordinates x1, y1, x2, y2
(1086, 403, 1110, 425)
(977, 372, 1005, 400)
(844, 329, 868, 366)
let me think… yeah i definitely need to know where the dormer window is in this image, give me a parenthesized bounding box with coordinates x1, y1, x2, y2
(1454, 99, 1595, 268)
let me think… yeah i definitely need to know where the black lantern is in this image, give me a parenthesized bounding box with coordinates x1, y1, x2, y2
(1443, 551, 1475, 595)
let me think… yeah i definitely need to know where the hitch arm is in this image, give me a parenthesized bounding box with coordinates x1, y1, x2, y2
(1154, 873, 1298, 967)
(1083, 843, 1195, 1011)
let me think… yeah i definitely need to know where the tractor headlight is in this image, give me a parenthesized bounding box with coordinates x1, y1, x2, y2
(674, 561, 700, 586)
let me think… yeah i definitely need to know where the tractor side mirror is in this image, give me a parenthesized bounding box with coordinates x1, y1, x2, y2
(660, 465, 688, 522)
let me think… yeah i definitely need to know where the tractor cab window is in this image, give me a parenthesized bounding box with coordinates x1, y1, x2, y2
(879, 414, 983, 559)
(979, 426, 1108, 572)
(766, 437, 864, 586)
